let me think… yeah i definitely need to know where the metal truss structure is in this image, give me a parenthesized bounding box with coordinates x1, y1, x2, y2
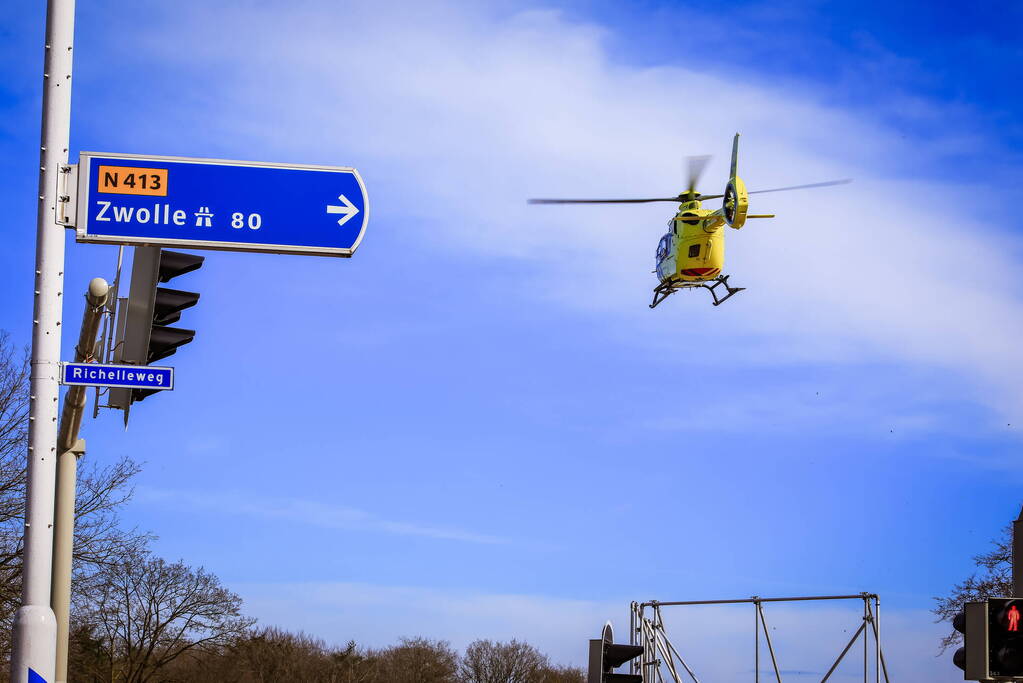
(629, 594, 890, 683)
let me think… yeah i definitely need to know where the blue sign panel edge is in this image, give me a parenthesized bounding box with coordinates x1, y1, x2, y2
(74, 152, 369, 258)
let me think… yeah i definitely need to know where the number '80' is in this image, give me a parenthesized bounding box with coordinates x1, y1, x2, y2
(231, 212, 262, 230)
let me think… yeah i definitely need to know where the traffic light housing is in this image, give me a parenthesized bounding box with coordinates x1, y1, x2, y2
(109, 247, 204, 412)
(953, 599, 1023, 680)
(953, 602, 989, 680)
(588, 622, 643, 683)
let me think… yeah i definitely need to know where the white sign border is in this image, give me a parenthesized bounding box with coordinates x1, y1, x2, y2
(75, 151, 370, 258)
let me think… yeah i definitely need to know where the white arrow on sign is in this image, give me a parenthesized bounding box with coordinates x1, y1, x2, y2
(326, 194, 359, 227)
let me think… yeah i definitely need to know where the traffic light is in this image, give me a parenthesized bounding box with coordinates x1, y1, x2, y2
(989, 598, 1023, 678)
(953, 599, 1023, 681)
(109, 247, 204, 412)
(588, 622, 643, 683)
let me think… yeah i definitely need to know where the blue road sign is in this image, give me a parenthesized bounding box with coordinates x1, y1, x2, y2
(74, 152, 368, 257)
(61, 362, 174, 391)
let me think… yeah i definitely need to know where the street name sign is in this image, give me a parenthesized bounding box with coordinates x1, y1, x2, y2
(72, 152, 369, 257)
(60, 362, 174, 391)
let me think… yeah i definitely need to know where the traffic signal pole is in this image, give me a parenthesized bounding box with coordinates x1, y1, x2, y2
(49, 439, 82, 683)
(11, 0, 76, 680)
(1013, 506, 1023, 597)
(50, 279, 108, 683)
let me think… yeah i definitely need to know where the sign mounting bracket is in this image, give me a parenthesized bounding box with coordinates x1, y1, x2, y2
(56, 163, 78, 229)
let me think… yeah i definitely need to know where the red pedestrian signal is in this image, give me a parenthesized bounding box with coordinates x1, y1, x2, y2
(990, 598, 1023, 677)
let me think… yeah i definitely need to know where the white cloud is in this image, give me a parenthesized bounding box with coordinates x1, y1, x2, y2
(642, 381, 948, 438)
(109, 0, 1023, 424)
(136, 487, 507, 545)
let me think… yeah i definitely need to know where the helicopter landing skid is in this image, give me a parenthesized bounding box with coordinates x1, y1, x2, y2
(649, 275, 745, 309)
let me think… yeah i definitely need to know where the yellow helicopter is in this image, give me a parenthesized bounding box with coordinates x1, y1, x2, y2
(529, 134, 849, 307)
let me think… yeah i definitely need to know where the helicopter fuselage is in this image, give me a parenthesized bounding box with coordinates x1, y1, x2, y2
(655, 200, 729, 284)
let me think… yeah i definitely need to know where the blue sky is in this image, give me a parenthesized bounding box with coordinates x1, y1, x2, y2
(2, 0, 1022, 679)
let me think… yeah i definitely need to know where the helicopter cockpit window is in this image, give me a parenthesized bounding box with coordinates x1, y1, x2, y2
(656, 235, 671, 262)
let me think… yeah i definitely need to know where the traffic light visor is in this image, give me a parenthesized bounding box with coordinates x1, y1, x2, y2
(604, 644, 644, 669)
(158, 250, 205, 282)
(148, 326, 196, 363)
(153, 287, 200, 326)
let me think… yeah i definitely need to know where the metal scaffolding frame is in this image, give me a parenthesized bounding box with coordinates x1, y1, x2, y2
(629, 594, 890, 683)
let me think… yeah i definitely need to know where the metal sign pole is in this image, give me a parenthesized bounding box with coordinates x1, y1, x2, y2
(11, 0, 75, 680)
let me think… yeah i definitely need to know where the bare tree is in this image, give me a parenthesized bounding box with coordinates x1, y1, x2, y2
(80, 547, 255, 683)
(72, 623, 582, 683)
(933, 523, 1013, 652)
(373, 637, 459, 683)
(67, 621, 114, 683)
(459, 639, 549, 683)
(132, 626, 376, 683)
(536, 666, 584, 683)
(229, 627, 373, 683)
(0, 331, 149, 669)
(0, 331, 30, 640)
(234, 627, 328, 683)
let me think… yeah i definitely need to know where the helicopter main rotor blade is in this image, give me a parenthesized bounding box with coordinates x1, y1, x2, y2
(747, 179, 852, 195)
(528, 197, 688, 204)
(687, 155, 711, 193)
